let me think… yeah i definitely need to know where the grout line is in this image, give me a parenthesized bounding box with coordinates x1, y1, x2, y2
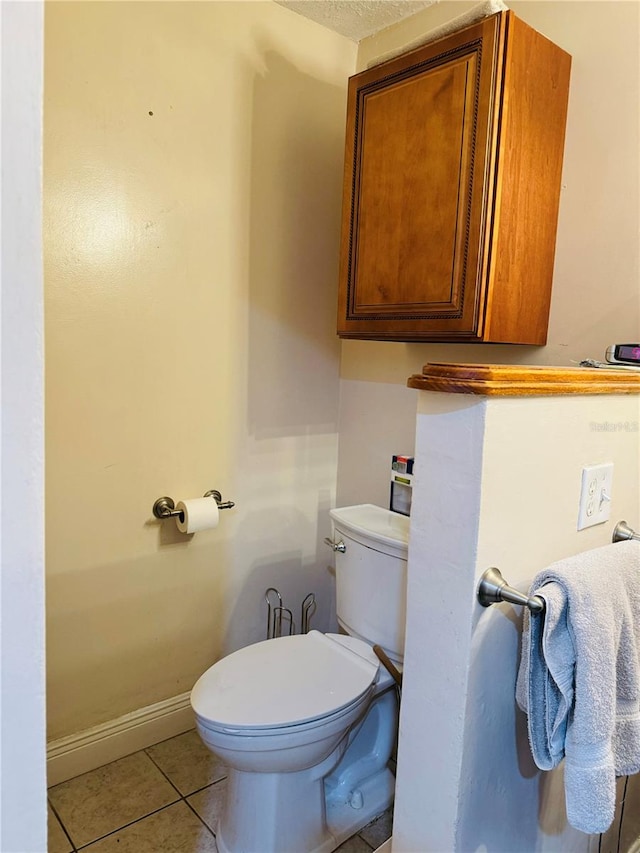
(184, 775, 228, 799)
(51, 733, 222, 850)
(142, 748, 187, 799)
(75, 801, 182, 850)
(183, 797, 219, 841)
(142, 734, 225, 841)
(143, 738, 227, 799)
(141, 725, 196, 750)
(48, 740, 173, 789)
(48, 797, 78, 852)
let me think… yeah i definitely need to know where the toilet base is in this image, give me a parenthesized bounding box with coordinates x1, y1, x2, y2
(215, 745, 341, 853)
(326, 765, 395, 848)
(214, 764, 394, 853)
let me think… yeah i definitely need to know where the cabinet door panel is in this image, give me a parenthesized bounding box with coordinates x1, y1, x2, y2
(338, 15, 503, 340)
(356, 57, 472, 310)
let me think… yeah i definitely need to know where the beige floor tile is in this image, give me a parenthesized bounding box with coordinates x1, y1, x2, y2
(48, 805, 73, 853)
(146, 730, 227, 796)
(48, 751, 179, 848)
(187, 778, 227, 833)
(359, 808, 393, 849)
(335, 834, 374, 852)
(82, 801, 218, 852)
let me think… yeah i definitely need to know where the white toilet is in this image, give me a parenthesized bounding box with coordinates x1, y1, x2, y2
(191, 504, 409, 853)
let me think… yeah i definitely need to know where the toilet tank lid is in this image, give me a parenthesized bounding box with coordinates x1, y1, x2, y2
(330, 504, 409, 553)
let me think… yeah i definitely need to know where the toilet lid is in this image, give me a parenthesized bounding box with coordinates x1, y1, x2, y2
(191, 631, 379, 730)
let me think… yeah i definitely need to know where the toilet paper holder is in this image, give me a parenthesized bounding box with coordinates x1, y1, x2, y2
(153, 489, 235, 521)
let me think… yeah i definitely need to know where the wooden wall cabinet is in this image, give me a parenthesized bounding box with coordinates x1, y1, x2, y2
(337, 12, 571, 344)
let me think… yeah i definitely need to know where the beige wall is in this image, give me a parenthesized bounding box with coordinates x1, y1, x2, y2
(45, 0, 640, 742)
(44, 1, 356, 739)
(336, 0, 640, 508)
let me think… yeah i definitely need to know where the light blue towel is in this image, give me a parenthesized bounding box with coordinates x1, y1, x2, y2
(516, 540, 640, 834)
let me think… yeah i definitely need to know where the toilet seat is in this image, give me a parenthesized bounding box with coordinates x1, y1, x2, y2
(191, 631, 380, 732)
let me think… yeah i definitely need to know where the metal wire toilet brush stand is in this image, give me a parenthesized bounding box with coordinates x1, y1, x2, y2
(265, 588, 316, 639)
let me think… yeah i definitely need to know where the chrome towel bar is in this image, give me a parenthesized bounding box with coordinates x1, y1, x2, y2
(612, 520, 640, 542)
(477, 520, 639, 614)
(477, 568, 545, 614)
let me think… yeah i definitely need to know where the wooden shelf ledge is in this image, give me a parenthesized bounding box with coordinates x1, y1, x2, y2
(407, 363, 640, 397)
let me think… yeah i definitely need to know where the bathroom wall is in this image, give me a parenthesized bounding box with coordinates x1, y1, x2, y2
(336, 0, 640, 507)
(1, 2, 47, 848)
(44, 1, 356, 740)
(396, 388, 640, 852)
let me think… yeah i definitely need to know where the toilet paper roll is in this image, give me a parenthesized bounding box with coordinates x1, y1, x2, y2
(175, 497, 219, 534)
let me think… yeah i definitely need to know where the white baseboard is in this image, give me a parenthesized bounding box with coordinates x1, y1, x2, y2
(47, 692, 194, 786)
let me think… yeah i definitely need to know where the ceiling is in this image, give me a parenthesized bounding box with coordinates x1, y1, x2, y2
(275, 0, 436, 42)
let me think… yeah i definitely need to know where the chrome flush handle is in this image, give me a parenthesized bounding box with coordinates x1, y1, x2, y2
(324, 537, 346, 553)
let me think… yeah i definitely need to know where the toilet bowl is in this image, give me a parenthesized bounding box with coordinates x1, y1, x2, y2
(192, 631, 397, 853)
(191, 504, 409, 853)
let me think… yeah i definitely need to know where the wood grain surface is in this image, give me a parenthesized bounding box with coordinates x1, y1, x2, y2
(407, 363, 640, 396)
(337, 11, 571, 344)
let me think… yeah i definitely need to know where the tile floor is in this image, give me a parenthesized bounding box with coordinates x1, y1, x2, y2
(48, 729, 393, 853)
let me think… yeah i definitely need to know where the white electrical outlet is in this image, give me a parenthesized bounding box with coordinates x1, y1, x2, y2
(577, 463, 614, 530)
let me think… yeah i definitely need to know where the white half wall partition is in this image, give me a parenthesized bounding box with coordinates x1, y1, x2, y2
(394, 364, 640, 853)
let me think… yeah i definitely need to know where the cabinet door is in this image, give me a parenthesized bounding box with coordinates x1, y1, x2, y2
(338, 15, 504, 340)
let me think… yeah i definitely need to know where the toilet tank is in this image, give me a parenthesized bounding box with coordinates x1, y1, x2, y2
(329, 504, 409, 663)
